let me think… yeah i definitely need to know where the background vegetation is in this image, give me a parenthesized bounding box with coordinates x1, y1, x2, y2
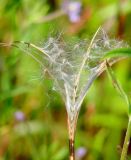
(0, 0, 131, 159)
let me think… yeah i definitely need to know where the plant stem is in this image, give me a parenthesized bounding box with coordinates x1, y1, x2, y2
(68, 118, 75, 160)
(69, 138, 75, 160)
(120, 116, 131, 160)
(106, 61, 131, 160)
(67, 113, 78, 160)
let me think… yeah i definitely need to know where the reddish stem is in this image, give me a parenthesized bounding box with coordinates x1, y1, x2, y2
(67, 112, 79, 160)
(69, 138, 75, 160)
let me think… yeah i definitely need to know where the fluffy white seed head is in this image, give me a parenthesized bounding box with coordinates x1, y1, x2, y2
(1, 28, 127, 121)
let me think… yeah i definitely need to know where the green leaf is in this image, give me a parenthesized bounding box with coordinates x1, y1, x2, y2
(106, 61, 131, 115)
(103, 48, 131, 59)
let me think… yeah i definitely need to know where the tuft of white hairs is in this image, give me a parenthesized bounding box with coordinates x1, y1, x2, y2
(0, 28, 128, 122)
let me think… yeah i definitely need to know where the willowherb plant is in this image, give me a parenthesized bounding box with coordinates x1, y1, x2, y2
(1, 28, 131, 160)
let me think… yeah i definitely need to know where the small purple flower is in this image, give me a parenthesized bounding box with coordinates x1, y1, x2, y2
(14, 111, 25, 122)
(75, 147, 87, 159)
(62, 1, 82, 23)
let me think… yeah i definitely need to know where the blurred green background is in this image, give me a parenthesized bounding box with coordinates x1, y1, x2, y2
(0, 0, 131, 160)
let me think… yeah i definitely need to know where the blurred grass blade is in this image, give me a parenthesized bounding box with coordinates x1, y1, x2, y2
(103, 48, 131, 59)
(106, 61, 131, 115)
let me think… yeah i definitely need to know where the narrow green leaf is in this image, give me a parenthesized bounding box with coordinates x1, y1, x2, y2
(106, 61, 131, 115)
(103, 48, 131, 59)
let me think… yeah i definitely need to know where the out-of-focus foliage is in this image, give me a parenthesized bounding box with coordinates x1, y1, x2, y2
(0, 0, 131, 160)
